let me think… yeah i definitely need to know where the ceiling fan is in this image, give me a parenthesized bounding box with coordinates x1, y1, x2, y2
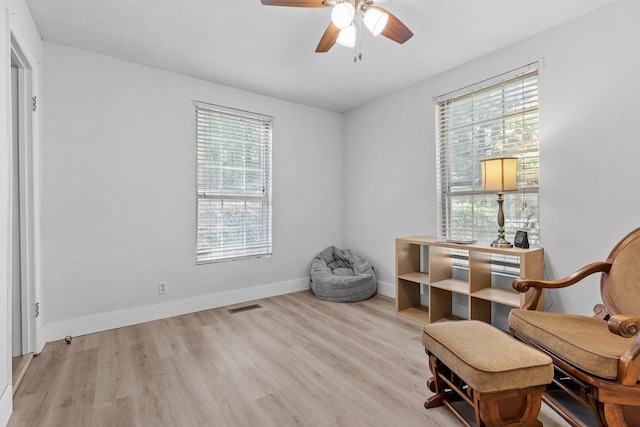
(261, 0, 414, 61)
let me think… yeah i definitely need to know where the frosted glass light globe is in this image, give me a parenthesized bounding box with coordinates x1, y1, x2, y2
(331, 2, 355, 29)
(364, 8, 388, 36)
(336, 25, 356, 47)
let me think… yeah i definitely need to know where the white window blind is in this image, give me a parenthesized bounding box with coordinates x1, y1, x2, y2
(435, 70, 539, 245)
(195, 101, 272, 263)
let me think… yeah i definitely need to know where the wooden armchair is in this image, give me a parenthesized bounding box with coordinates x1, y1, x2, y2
(509, 227, 640, 427)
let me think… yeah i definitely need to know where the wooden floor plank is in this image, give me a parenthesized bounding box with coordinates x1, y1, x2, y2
(9, 290, 570, 426)
(11, 353, 33, 396)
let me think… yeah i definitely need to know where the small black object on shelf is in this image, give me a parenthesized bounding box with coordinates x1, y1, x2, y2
(513, 231, 530, 249)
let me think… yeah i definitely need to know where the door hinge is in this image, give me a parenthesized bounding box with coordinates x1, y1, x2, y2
(35, 302, 40, 317)
(32, 96, 37, 112)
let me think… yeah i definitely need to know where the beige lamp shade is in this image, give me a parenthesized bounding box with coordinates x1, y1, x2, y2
(481, 157, 518, 192)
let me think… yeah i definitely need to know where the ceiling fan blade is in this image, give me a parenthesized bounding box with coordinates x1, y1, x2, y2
(261, 0, 326, 7)
(372, 6, 414, 44)
(315, 23, 340, 53)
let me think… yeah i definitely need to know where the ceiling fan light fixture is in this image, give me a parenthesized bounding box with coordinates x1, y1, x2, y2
(331, 2, 355, 29)
(363, 8, 388, 36)
(336, 24, 356, 47)
(260, 0, 413, 59)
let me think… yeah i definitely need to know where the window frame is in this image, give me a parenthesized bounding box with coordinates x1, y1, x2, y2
(195, 101, 273, 264)
(434, 66, 540, 245)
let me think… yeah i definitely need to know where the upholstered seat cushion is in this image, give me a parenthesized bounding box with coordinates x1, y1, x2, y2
(509, 309, 640, 380)
(422, 320, 553, 393)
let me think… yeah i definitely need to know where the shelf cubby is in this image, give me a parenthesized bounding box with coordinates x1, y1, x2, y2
(395, 236, 544, 326)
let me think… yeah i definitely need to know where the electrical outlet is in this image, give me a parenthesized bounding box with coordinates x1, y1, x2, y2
(158, 281, 168, 295)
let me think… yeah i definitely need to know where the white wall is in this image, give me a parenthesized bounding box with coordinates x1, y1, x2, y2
(41, 43, 344, 339)
(344, 0, 640, 316)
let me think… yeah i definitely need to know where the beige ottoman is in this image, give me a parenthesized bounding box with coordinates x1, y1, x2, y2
(422, 320, 553, 427)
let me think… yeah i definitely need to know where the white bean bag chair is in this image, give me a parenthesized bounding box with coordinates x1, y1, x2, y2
(310, 246, 377, 302)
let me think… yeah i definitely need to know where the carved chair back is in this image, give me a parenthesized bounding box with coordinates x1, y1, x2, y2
(601, 227, 640, 317)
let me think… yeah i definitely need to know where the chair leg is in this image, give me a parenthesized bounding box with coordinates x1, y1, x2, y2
(602, 402, 640, 427)
(476, 387, 545, 427)
(426, 353, 444, 392)
(424, 387, 459, 409)
(424, 352, 460, 409)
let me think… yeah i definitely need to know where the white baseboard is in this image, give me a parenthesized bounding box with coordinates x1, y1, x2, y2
(46, 278, 310, 342)
(376, 280, 395, 298)
(0, 385, 12, 427)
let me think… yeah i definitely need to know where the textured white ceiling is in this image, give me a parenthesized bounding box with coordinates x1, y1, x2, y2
(25, 0, 618, 112)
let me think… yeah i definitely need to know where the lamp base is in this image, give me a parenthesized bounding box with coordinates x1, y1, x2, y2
(491, 237, 513, 248)
(491, 192, 513, 248)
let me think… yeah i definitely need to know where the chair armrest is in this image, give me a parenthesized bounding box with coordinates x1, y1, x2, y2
(608, 315, 640, 338)
(513, 261, 612, 292)
(607, 315, 640, 385)
(608, 317, 640, 385)
(619, 341, 640, 386)
(513, 262, 612, 310)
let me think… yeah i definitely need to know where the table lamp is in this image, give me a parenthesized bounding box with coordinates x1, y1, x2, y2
(481, 157, 518, 248)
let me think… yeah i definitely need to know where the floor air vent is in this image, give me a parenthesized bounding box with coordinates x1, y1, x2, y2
(228, 304, 262, 314)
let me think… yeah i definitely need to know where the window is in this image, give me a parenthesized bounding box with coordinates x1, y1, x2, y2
(435, 68, 539, 245)
(195, 101, 272, 263)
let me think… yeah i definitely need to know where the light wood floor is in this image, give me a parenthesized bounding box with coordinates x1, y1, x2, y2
(9, 291, 570, 426)
(11, 353, 33, 396)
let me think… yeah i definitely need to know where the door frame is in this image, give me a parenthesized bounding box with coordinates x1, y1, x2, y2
(10, 36, 38, 356)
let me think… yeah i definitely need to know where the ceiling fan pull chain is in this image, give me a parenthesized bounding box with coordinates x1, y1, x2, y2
(356, 10, 363, 62)
(359, 19, 363, 60)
